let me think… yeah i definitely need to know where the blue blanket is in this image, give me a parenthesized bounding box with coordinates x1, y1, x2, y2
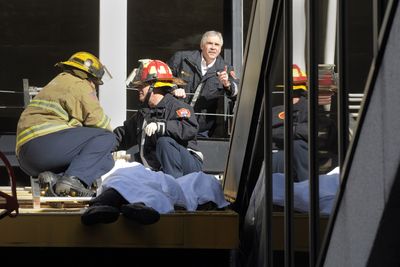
(99, 161, 230, 214)
(272, 171, 339, 215)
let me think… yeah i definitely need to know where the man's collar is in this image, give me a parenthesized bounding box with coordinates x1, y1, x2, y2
(201, 53, 216, 68)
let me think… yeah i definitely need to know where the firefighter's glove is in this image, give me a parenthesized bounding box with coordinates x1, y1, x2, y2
(145, 122, 166, 136)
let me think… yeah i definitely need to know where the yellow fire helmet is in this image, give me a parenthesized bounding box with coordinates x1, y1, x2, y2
(275, 64, 308, 91)
(292, 64, 307, 91)
(56, 51, 112, 85)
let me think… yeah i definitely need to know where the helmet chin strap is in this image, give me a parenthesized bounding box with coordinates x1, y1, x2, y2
(142, 84, 155, 108)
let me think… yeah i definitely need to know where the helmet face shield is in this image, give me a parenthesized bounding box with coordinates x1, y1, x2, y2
(99, 65, 113, 85)
(126, 67, 140, 87)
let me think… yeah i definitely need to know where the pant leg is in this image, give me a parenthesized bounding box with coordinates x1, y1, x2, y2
(90, 187, 128, 208)
(18, 127, 116, 186)
(271, 139, 309, 182)
(292, 139, 309, 182)
(156, 136, 202, 178)
(272, 150, 285, 174)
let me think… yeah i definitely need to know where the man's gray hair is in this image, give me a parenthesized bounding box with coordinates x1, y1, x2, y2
(200, 31, 223, 47)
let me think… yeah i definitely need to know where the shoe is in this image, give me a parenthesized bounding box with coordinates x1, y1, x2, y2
(38, 171, 62, 197)
(81, 205, 120, 226)
(55, 175, 95, 197)
(197, 201, 218, 211)
(121, 203, 160, 225)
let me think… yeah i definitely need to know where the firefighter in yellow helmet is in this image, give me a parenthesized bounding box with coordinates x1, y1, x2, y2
(16, 51, 116, 197)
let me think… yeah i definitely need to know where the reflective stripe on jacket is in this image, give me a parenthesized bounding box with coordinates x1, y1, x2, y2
(16, 72, 111, 154)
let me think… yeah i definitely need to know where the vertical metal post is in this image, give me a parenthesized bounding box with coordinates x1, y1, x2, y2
(264, 80, 273, 267)
(263, 1, 283, 265)
(232, 0, 244, 76)
(336, 0, 349, 169)
(284, 0, 294, 265)
(22, 78, 30, 107)
(372, 0, 379, 57)
(306, 0, 320, 265)
(224, 0, 243, 135)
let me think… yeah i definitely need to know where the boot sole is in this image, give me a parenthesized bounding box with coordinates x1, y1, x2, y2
(56, 181, 94, 197)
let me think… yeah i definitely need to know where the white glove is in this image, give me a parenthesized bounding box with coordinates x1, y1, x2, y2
(172, 88, 186, 98)
(145, 122, 158, 136)
(145, 122, 165, 136)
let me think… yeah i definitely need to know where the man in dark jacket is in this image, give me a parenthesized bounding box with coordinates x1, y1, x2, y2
(167, 30, 239, 137)
(114, 59, 203, 178)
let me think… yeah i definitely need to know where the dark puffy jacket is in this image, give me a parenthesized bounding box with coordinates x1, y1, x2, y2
(167, 50, 239, 135)
(114, 94, 200, 170)
(272, 95, 337, 151)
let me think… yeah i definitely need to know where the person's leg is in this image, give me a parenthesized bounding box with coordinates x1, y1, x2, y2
(54, 127, 117, 196)
(82, 187, 160, 225)
(156, 136, 202, 178)
(18, 130, 75, 177)
(121, 203, 160, 225)
(81, 187, 128, 226)
(292, 139, 309, 181)
(272, 150, 285, 174)
(271, 140, 309, 182)
(18, 127, 116, 183)
(61, 128, 116, 186)
(19, 127, 116, 196)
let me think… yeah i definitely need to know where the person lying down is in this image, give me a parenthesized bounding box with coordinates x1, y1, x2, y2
(81, 160, 230, 226)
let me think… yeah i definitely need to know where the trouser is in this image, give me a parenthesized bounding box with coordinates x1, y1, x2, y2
(90, 187, 128, 208)
(156, 136, 203, 178)
(272, 139, 309, 182)
(18, 127, 117, 186)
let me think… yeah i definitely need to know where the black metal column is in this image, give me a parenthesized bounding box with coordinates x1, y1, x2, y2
(306, 0, 320, 266)
(283, 0, 294, 265)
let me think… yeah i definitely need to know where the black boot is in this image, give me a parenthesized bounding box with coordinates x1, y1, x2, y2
(55, 175, 95, 197)
(121, 203, 160, 225)
(38, 171, 62, 197)
(81, 188, 128, 226)
(81, 204, 120, 226)
(89, 188, 128, 208)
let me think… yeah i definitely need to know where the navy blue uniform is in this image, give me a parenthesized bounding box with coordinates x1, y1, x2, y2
(114, 94, 202, 177)
(271, 95, 337, 181)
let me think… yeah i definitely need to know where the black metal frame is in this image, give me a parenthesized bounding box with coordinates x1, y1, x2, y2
(306, 0, 321, 265)
(317, 0, 399, 265)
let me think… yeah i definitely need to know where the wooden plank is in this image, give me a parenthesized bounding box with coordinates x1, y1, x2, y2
(0, 209, 239, 249)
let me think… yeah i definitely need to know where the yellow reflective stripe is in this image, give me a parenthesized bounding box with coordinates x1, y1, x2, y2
(29, 99, 69, 120)
(154, 81, 174, 88)
(293, 85, 307, 91)
(95, 114, 111, 129)
(68, 118, 83, 127)
(16, 123, 70, 148)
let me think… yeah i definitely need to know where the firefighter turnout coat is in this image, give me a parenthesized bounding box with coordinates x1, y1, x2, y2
(16, 72, 111, 155)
